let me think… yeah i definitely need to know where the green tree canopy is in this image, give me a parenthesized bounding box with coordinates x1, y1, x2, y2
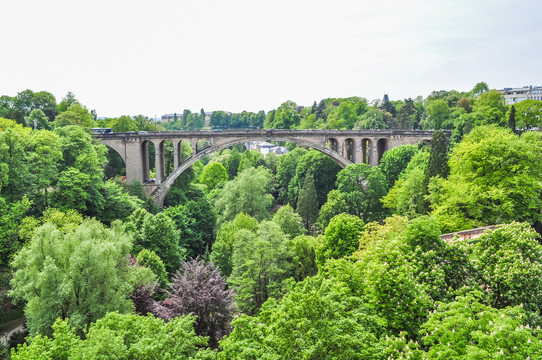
(200, 161, 228, 191)
(11, 313, 206, 360)
(215, 167, 273, 225)
(10, 219, 153, 336)
(429, 126, 542, 232)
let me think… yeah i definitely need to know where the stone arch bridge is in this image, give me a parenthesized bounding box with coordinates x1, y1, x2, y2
(95, 129, 435, 207)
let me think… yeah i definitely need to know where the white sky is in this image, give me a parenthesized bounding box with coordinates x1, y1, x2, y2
(1, 0, 541, 117)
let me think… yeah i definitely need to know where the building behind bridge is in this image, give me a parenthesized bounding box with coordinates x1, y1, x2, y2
(499, 85, 542, 105)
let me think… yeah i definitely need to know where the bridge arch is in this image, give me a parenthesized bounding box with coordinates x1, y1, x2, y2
(153, 136, 352, 207)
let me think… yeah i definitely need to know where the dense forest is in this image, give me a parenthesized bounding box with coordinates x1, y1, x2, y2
(2, 83, 542, 359)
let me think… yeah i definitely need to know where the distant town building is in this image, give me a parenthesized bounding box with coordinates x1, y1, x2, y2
(500, 86, 542, 105)
(245, 141, 289, 156)
(162, 113, 179, 122)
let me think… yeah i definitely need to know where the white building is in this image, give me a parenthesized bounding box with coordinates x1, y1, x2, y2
(500, 86, 542, 105)
(245, 141, 289, 156)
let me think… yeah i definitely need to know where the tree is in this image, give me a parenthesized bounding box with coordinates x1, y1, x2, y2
(356, 107, 386, 129)
(9, 219, 154, 336)
(514, 99, 542, 129)
(110, 115, 138, 132)
(508, 104, 516, 132)
(456, 97, 472, 113)
(272, 204, 306, 239)
(335, 163, 388, 222)
(215, 167, 273, 224)
(136, 249, 168, 286)
(288, 150, 341, 208)
(423, 129, 450, 189)
(53, 103, 94, 128)
(56, 91, 79, 113)
(296, 172, 319, 232)
(200, 162, 228, 191)
(27, 130, 62, 213)
(275, 147, 307, 205)
(326, 102, 359, 129)
(210, 213, 259, 277)
(11, 313, 207, 360)
(352, 233, 432, 337)
(429, 126, 542, 232)
(471, 81, 490, 97)
(152, 258, 235, 348)
(52, 125, 108, 217)
(218, 276, 386, 359)
(418, 291, 542, 359)
(316, 189, 348, 231)
(422, 99, 451, 130)
(378, 144, 419, 188)
(163, 197, 216, 259)
(224, 147, 241, 179)
(27, 109, 50, 130)
(264, 100, 300, 129)
(0, 119, 31, 202)
(289, 234, 319, 282)
(316, 213, 364, 266)
(135, 212, 184, 274)
(474, 223, 542, 323)
(228, 221, 292, 314)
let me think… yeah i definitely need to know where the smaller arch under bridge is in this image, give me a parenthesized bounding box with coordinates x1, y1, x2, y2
(96, 129, 435, 207)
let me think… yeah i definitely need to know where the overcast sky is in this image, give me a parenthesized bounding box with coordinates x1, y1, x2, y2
(2, 0, 541, 117)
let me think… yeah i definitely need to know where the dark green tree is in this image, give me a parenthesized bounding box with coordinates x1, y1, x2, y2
(423, 130, 449, 188)
(508, 104, 516, 133)
(296, 172, 319, 232)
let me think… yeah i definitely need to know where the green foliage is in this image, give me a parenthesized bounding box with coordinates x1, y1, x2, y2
(228, 221, 292, 314)
(0, 196, 31, 268)
(295, 172, 319, 232)
(326, 101, 359, 129)
(288, 234, 319, 282)
(288, 150, 341, 208)
(219, 276, 386, 360)
(429, 126, 542, 232)
(356, 107, 386, 129)
(420, 291, 542, 359)
(272, 204, 305, 239)
(9, 219, 143, 336)
(224, 147, 241, 179)
(98, 180, 144, 224)
(0, 120, 31, 201)
(28, 109, 51, 130)
(264, 100, 300, 129)
(210, 213, 259, 277)
(378, 144, 419, 188)
(109, 115, 138, 132)
(404, 215, 442, 252)
(316, 189, 348, 231)
(474, 223, 542, 321)
(137, 249, 168, 285)
(514, 99, 542, 129)
(422, 99, 451, 129)
(333, 163, 388, 222)
(215, 167, 273, 225)
(316, 213, 364, 266)
(275, 147, 307, 205)
(353, 233, 432, 336)
(163, 197, 217, 259)
(136, 212, 184, 274)
(53, 103, 94, 129)
(423, 129, 450, 187)
(200, 162, 228, 191)
(12, 313, 207, 360)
